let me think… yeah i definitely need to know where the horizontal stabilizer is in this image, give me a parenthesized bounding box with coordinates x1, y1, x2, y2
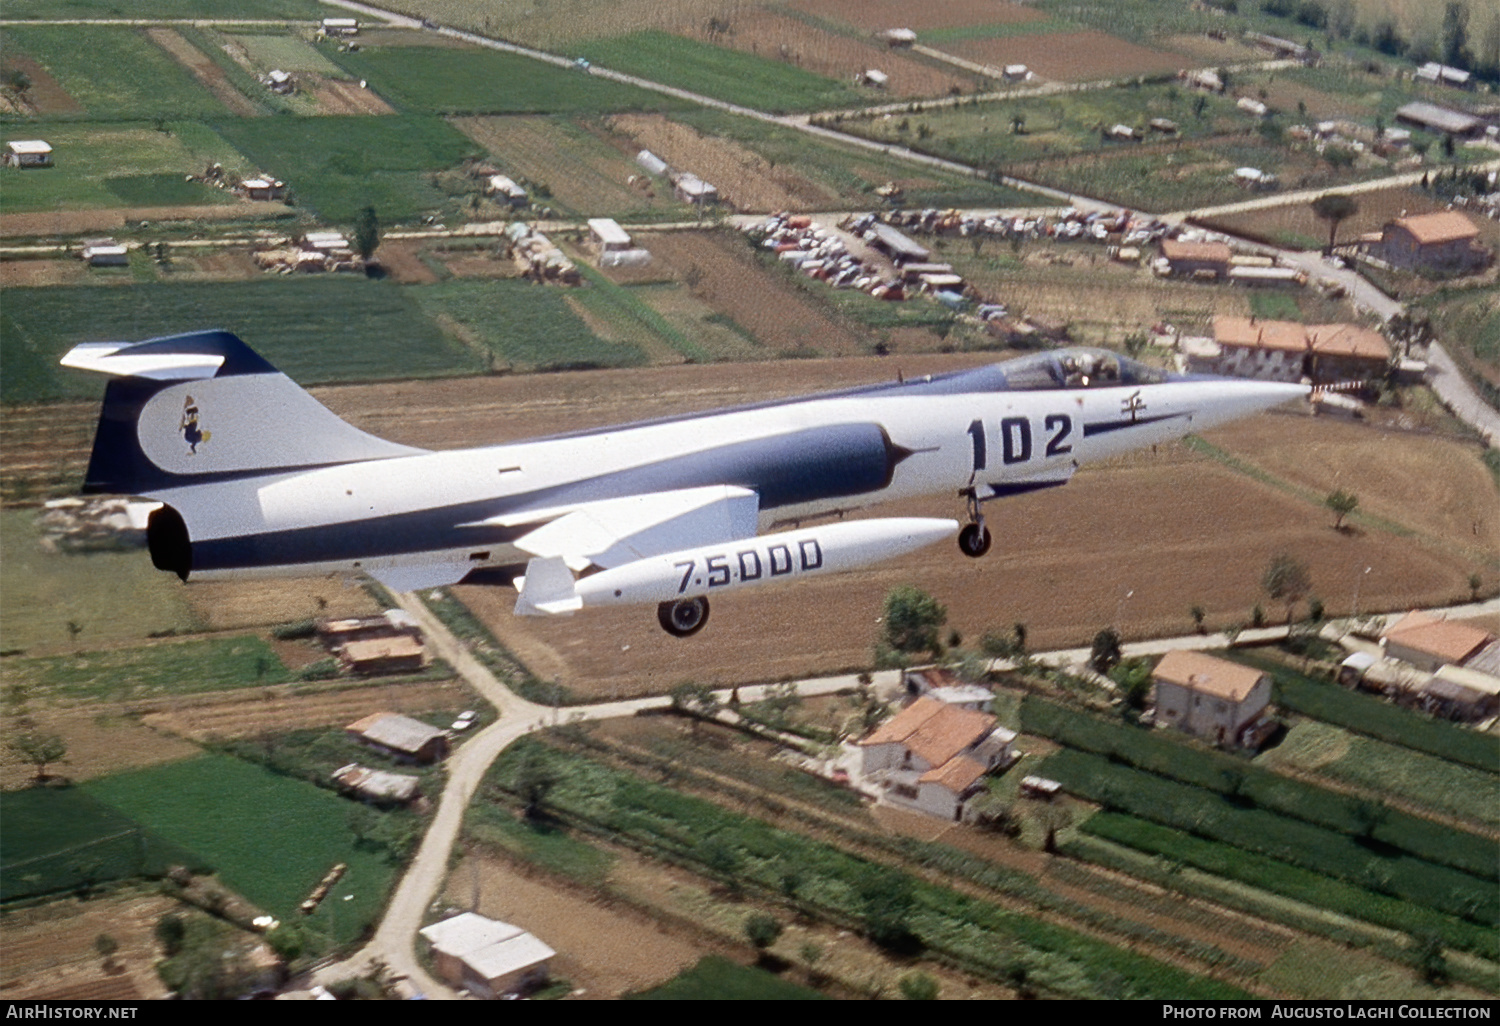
(514, 556, 582, 616)
(62, 342, 225, 381)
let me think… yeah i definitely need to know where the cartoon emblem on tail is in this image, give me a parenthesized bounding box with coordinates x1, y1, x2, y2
(180, 396, 211, 454)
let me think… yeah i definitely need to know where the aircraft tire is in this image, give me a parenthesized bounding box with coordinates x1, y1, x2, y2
(958, 523, 992, 558)
(658, 597, 710, 637)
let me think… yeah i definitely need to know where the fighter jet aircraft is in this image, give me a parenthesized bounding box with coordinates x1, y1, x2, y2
(63, 330, 1307, 636)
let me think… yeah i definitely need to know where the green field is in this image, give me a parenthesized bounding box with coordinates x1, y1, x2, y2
(0, 122, 255, 215)
(230, 33, 348, 75)
(677, 108, 1044, 210)
(410, 279, 649, 372)
(327, 42, 684, 116)
(2, 25, 233, 120)
(2, 277, 479, 403)
(0, 511, 202, 652)
(580, 31, 864, 115)
(0, 635, 293, 703)
(83, 754, 399, 944)
(2, 0, 328, 18)
(1261, 719, 1500, 831)
(213, 114, 480, 224)
(627, 955, 826, 1000)
(0, 786, 210, 902)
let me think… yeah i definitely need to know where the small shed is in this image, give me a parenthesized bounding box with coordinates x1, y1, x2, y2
(858, 69, 889, 88)
(1236, 97, 1268, 118)
(346, 712, 448, 763)
(880, 28, 916, 48)
(635, 149, 669, 176)
(673, 172, 717, 205)
(240, 177, 287, 201)
(321, 17, 359, 35)
(81, 242, 129, 266)
(1418, 665, 1500, 721)
(420, 913, 555, 998)
(486, 174, 528, 206)
(5, 140, 53, 168)
(265, 69, 294, 94)
(587, 217, 632, 252)
(332, 763, 421, 804)
(338, 636, 425, 675)
(1003, 64, 1031, 82)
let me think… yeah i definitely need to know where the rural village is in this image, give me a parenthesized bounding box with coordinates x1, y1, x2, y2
(2, 0, 1499, 1005)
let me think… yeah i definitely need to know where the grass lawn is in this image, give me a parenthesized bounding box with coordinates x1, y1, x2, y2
(409, 279, 648, 372)
(2, 25, 232, 120)
(3, 277, 479, 403)
(0, 122, 255, 214)
(83, 754, 398, 944)
(0, 787, 209, 902)
(0, 511, 203, 653)
(0, 635, 293, 703)
(326, 43, 684, 116)
(582, 31, 863, 115)
(626, 955, 825, 1000)
(213, 114, 480, 224)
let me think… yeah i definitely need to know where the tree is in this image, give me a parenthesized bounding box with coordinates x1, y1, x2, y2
(352, 205, 380, 263)
(94, 933, 119, 969)
(1441, 2, 1472, 68)
(1090, 627, 1122, 675)
(1325, 489, 1358, 529)
(898, 971, 940, 1000)
(743, 913, 783, 962)
(1190, 605, 1207, 634)
(1311, 192, 1359, 253)
(1262, 554, 1312, 625)
(511, 749, 557, 820)
(1411, 931, 1449, 986)
(8, 731, 67, 782)
(879, 585, 947, 660)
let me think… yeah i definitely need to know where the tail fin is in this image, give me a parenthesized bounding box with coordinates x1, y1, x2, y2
(63, 330, 425, 496)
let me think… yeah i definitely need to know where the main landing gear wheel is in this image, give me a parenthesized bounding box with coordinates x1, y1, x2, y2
(958, 522, 992, 558)
(658, 596, 711, 637)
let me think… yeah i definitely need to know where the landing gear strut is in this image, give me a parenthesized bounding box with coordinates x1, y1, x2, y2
(658, 596, 710, 637)
(958, 488, 992, 558)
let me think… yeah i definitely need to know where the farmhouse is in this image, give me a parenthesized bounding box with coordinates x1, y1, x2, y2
(420, 913, 555, 999)
(1151, 650, 1274, 749)
(1394, 101, 1482, 139)
(857, 696, 1015, 821)
(1369, 210, 1487, 274)
(5, 140, 53, 168)
(338, 636, 425, 675)
(1380, 610, 1495, 674)
(1209, 316, 1389, 384)
(317, 609, 422, 647)
(345, 712, 448, 763)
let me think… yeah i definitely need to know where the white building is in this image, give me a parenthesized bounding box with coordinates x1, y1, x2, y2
(587, 217, 632, 252)
(857, 696, 1015, 821)
(5, 140, 53, 167)
(1152, 650, 1273, 748)
(420, 913, 555, 998)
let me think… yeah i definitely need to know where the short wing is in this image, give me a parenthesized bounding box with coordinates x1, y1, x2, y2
(499, 485, 760, 616)
(491, 485, 760, 572)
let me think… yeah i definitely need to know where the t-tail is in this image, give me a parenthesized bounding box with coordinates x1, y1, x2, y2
(63, 330, 422, 496)
(62, 330, 425, 579)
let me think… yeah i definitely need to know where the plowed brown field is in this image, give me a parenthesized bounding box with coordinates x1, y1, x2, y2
(0, 891, 176, 1001)
(147, 28, 260, 117)
(792, 0, 1044, 32)
(680, 12, 973, 98)
(608, 113, 839, 211)
(950, 31, 1189, 82)
(0, 56, 83, 115)
(643, 231, 868, 355)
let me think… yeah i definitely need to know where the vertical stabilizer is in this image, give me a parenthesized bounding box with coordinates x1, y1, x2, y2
(63, 330, 426, 495)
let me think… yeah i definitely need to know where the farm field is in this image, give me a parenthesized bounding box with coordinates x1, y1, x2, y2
(0, 122, 257, 215)
(0, 636, 294, 705)
(946, 30, 1189, 82)
(674, 10, 975, 100)
(3, 0, 328, 17)
(0, 887, 179, 1000)
(1, 26, 235, 121)
(82, 754, 398, 946)
(212, 114, 480, 224)
(453, 115, 696, 222)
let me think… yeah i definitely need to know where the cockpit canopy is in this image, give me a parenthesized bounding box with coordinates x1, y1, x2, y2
(996, 348, 1168, 391)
